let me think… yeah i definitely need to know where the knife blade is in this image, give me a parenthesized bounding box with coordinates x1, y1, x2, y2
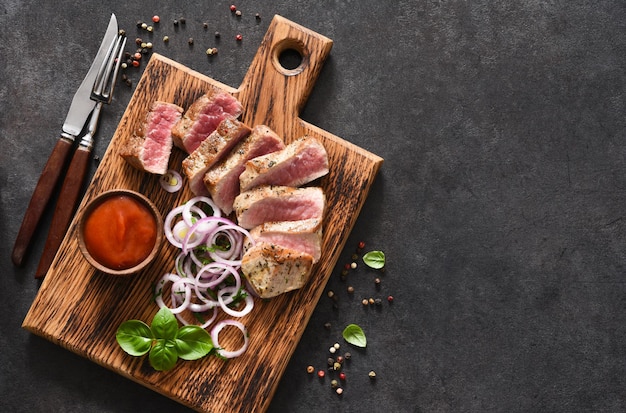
(11, 14, 119, 267)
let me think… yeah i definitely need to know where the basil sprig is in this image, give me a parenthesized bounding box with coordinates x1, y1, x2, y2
(116, 307, 213, 371)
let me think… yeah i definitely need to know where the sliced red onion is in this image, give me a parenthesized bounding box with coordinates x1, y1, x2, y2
(211, 320, 250, 359)
(218, 286, 254, 317)
(155, 197, 256, 358)
(159, 170, 183, 193)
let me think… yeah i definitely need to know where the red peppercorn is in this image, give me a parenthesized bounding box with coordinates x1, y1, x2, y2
(230, 4, 237, 12)
(132, 60, 140, 67)
(344, 263, 351, 271)
(387, 295, 394, 303)
(235, 34, 243, 41)
(133, 52, 142, 60)
(152, 15, 160, 23)
(317, 370, 325, 378)
(339, 372, 346, 381)
(358, 241, 366, 249)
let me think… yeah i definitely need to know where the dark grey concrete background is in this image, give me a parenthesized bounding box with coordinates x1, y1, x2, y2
(2, 1, 626, 412)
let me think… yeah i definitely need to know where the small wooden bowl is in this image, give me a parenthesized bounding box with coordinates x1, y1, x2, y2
(77, 189, 163, 275)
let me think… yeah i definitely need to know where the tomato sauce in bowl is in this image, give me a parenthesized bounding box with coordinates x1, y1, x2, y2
(78, 190, 163, 275)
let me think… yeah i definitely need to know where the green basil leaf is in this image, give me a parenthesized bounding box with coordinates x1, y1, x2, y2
(149, 338, 178, 371)
(116, 320, 154, 356)
(175, 326, 214, 360)
(342, 324, 367, 348)
(151, 307, 178, 340)
(363, 250, 385, 269)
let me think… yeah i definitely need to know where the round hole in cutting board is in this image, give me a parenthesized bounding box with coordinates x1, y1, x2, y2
(278, 48, 303, 71)
(273, 38, 307, 76)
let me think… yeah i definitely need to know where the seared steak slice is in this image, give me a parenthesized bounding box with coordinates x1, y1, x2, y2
(172, 90, 243, 154)
(239, 136, 329, 192)
(241, 242, 314, 298)
(204, 125, 285, 214)
(245, 218, 322, 263)
(233, 185, 325, 229)
(120, 101, 183, 175)
(182, 118, 251, 196)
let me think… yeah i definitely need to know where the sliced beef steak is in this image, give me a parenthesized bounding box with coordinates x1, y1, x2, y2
(245, 218, 322, 263)
(233, 185, 325, 229)
(182, 118, 251, 196)
(239, 136, 329, 192)
(172, 90, 243, 154)
(204, 125, 285, 214)
(241, 242, 314, 298)
(120, 101, 183, 175)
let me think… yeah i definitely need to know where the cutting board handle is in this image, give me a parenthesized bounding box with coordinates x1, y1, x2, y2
(238, 15, 333, 138)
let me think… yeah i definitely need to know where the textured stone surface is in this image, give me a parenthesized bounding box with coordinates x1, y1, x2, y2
(2, 1, 626, 412)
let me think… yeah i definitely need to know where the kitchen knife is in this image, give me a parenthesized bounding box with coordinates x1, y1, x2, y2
(11, 14, 119, 267)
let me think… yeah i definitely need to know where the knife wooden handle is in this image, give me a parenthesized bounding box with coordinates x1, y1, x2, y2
(11, 137, 74, 267)
(35, 146, 91, 278)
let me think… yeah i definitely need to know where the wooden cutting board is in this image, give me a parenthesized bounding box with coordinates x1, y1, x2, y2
(23, 15, 383, 413)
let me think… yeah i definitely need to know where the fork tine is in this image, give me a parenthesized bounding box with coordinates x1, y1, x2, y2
(92, 33, 126, 103)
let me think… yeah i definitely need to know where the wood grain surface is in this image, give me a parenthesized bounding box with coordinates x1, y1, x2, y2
(22, 15, 383, 413)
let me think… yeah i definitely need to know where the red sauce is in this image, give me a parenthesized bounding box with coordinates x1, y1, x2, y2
(83, 194, 158, 270)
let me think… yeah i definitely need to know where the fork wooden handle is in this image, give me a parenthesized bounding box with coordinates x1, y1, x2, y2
(11, 137, 74, 267)
(35, 146, 91, 278)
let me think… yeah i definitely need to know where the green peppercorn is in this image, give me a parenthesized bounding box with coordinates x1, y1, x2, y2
(330, 379, 338, 388)
(369, 370, 377, 379)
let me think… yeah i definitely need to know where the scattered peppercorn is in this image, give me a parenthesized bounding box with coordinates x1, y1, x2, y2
(121, 62, 127, 69)
(358, 241, 366, 250)
(333, 362, 341, 371)
(118, 29, 126, 36)
(333, 343, 340, 350)
(327, 357, 334, 366)
(136, 20, 143, 28)
(255, 13, 261, 20)
(141, 22, 148, 30)
(203, 22, 208, 29)
(368, 298, 375, 305)
(306, 365, 315, 374)
(215, 31, 221, 38)
(339, 372, 346, 381)
(336, 388, 344, 395)
(327, 290, 334, 299)
(375, 298, 382, 306)
(235, 10, 242, 17)
(146, 42, 153, 49)
(133, 52, 142, 60)
(147, 25, 154, 32)
(236, 34, 243, 41)
(132, 60, 140, 68)
(188, 37, 194, 45)
(180, 17, 186, 24)
(387, 295, 394, 303)
(344, 352, 351, 360)
(135, 37, 142, 46)
(344, 263, 351, 271)
(317, 370, 325, 378)
(375, 277, 381, 285)
(163, 35, 169, 42)
(369, 370, 377, 379)
(324, 322, 331, 330)
(352, 253, 358, 260)
(347, 286, 354, 294)
(152, 15, 160, 23)
(330, 379, 338, 388)
(351, 262, 357, 269)
(173, 19, 178, 26)
(230, 4, 237, 12)
(336, 355, 344, 364)
(362, 298, 369, 306)
(329, 346, 336, 354)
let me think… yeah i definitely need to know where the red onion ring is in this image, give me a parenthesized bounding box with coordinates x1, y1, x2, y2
(210, 320, 250, 359)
